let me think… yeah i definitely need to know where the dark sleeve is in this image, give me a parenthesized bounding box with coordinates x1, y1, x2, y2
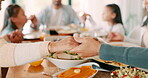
(100, 44, 148, 69)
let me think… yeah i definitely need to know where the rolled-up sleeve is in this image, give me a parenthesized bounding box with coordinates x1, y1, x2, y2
(14, 42, 49, 66)
(100, 44, 148, 69)
(0, 37, 49, 67)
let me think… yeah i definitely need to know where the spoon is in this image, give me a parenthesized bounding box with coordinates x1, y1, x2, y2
(92, 64, 110, 72)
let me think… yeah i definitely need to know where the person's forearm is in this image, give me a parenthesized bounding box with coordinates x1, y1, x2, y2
(100, 44, 148, 69)
(0, 41, 49, 67)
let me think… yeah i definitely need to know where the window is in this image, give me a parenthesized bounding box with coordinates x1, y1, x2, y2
(0, 0, 11, 31)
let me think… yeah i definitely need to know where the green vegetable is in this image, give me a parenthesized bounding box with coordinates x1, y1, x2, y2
(64, 51, 78, 55)
(47, 51, 82, 60)
(47, 52, 56, 58)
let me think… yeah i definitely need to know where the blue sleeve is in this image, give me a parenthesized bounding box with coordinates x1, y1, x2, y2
(36, 7, 51, 28)
(100, 44, 148, 69)
(66, 5, 80, 25)
(0, 27, 14, 36)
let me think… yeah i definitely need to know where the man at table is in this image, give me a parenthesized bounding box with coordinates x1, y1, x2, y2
(31, 0, 79, 29)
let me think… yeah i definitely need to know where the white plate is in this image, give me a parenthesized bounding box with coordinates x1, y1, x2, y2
(23, 32, 41, 40)
(47, 57, 86, 69)
(52, 62, 101, 78)
(109, 42, 140, 47)
(44, 36, 69, 41)
(80, 31, 108, 37)
(57, 30, 77, 34)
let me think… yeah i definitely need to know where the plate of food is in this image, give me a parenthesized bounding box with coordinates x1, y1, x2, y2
(57, 29, 77, 35)
(23, 32, 41, 40)
(96, 59, 127, 67)
(111, 67, 148, 78)
(52, 62, 101, 78)
(89, 59, 128, 71)
(46, 51, 87, 69)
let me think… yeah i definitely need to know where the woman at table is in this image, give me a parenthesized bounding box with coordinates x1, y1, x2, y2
(102, 4, 125, 36)
(0, 4, 38, 38)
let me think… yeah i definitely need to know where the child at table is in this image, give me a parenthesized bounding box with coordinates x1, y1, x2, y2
(0, 4, 37, 38)
(108, 1, 148, 47)
(102, 4, 125, 36)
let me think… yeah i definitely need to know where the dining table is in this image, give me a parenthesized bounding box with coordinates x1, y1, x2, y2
(4, 30, 112, 78)
(6, 59, 111, 78)
(4, 29, 140, 78)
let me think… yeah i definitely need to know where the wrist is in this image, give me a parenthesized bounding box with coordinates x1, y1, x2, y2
(97, 43, 101, 56)
(122, 36, 125, 42)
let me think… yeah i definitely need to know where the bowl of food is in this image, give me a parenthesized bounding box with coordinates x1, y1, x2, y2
(111, 67, 148, 78)
(52, 62, 99, 78)
(46, 51, 87, 69)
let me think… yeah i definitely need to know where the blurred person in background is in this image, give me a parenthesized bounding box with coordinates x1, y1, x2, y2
(102, 4, 125, 36)
(0, 4, 38, 41)
(31, 0, 79, 29)
(108, 0, 148, 47)
(0, 2, 24, 43)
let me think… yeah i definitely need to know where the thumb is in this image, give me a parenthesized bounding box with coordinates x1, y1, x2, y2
(74, 37, 86, 43)
(110, 32, 116, 36)
(112, 32, 119, 36)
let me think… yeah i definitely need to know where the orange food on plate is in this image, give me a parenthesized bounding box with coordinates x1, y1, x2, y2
(57, 66, 97, 78)
(97, 59, 127, 67)
(30, 59, 43, 67)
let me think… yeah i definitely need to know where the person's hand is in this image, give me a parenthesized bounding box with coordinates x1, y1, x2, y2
(49, 36, 79, 53)
(79, 12, 91, 23)
(7, 30, 24, 43)
(81, 13, 91, 22)
(70, 37, 101, 58)
(108, 32, 124, 42)
(29, 15, 38, 28)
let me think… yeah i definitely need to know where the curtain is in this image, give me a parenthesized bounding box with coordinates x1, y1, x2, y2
(118, 0, 144, 34)
(0, 0, 10, 32)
